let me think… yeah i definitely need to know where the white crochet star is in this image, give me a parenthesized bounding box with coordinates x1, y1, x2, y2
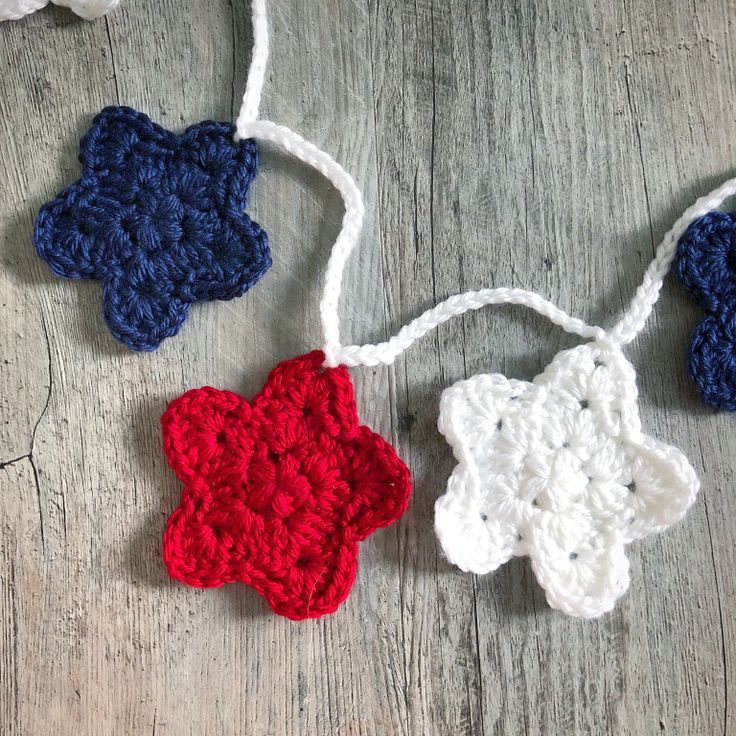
(1, 0, 118, 21)
(434, 340, 699, 618)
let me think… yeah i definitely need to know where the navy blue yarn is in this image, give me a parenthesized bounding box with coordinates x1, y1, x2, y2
(676, 211, 736, 410)
(34, 106, 271, 351)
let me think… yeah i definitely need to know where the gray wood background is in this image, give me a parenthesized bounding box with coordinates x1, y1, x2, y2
(1, 0, 734, 733)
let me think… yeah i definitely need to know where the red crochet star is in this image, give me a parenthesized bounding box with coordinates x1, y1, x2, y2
(161, 351, 411, 620)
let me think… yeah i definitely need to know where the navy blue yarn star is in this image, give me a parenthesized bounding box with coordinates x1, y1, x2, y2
(676, 211, 736, 410)
(34, 106, 271, 351)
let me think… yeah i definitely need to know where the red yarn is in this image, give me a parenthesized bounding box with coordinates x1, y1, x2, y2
(161, 350, 411, 620)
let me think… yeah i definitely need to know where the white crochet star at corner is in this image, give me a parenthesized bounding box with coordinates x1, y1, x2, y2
(1, 0, 119, 21)
(434, 340, 699, 618)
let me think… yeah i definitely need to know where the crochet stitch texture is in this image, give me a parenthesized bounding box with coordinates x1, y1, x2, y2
(0, 0, 119, 21)
(676, 211, 736, 410)
(434, 341, 698, 618)
(34, 106, 270, 351)
(162, 351, 412, 620)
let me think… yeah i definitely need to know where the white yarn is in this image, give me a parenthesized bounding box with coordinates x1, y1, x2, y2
(235, 120, 366, 367)
(610, 176, 736, 344)
(238, 0, 712, 616)
(234, 0, 269, 130)
(0, 0, 119, 21)
(434, 340, 699, 617)
(236, 0, 736, 365)
(331, 289, 606, 367)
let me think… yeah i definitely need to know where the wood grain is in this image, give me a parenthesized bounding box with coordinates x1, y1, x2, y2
(1, 0, 734, 733)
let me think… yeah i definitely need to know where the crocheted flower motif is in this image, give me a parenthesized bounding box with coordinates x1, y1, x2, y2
(1, 0, 119, 21)
(676, 211, 736, 410)
(162, 351, 412, 620)
(435, 341, 699, 618)
(34, 106, 270, 351)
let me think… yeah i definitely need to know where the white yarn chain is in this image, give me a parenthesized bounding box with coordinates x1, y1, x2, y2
(236, 0, 736, 368)
(235, 0, 269, 128)
(236, 121, 603, 365)
(610, 176, 736, 344)
(237, 118, 367, 367)
(330, 289, 606, 367)
(234, 0, 602, 366)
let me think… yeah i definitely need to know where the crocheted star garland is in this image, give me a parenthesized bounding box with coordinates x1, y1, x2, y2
(162, 351, 412, 620)
(434, 340, 699, 618)
(676, 211, 736, 410)
(35, 106, 270, 351)
(0, 0, 119, 21)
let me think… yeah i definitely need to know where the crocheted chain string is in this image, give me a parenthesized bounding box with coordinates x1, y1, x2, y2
(332, 290, 607, 367)
(610, 176, 736, 345)
(235, 0, 736, 368)
(234, 1, 603, 367)
(238, 115, 604, 366)
(233, 1, 372, 364)
(234, 0, 269, 129)
(238, 119, 368, 366)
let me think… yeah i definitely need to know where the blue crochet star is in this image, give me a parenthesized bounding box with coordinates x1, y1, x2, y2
(676, 211, 736, 410)
(34, 106, 271, 351)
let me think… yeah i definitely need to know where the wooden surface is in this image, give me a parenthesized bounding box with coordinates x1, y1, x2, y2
(1, 1, 735, 733)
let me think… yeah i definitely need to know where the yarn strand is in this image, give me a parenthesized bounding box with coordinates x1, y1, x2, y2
(236, 120, 366, 366)
(610, 177, 736, 344)
(235, 0, 269, 134)
(234, 0, 736, 369)
(234, 0, 606, 367)
(333, 289, 607, 367)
